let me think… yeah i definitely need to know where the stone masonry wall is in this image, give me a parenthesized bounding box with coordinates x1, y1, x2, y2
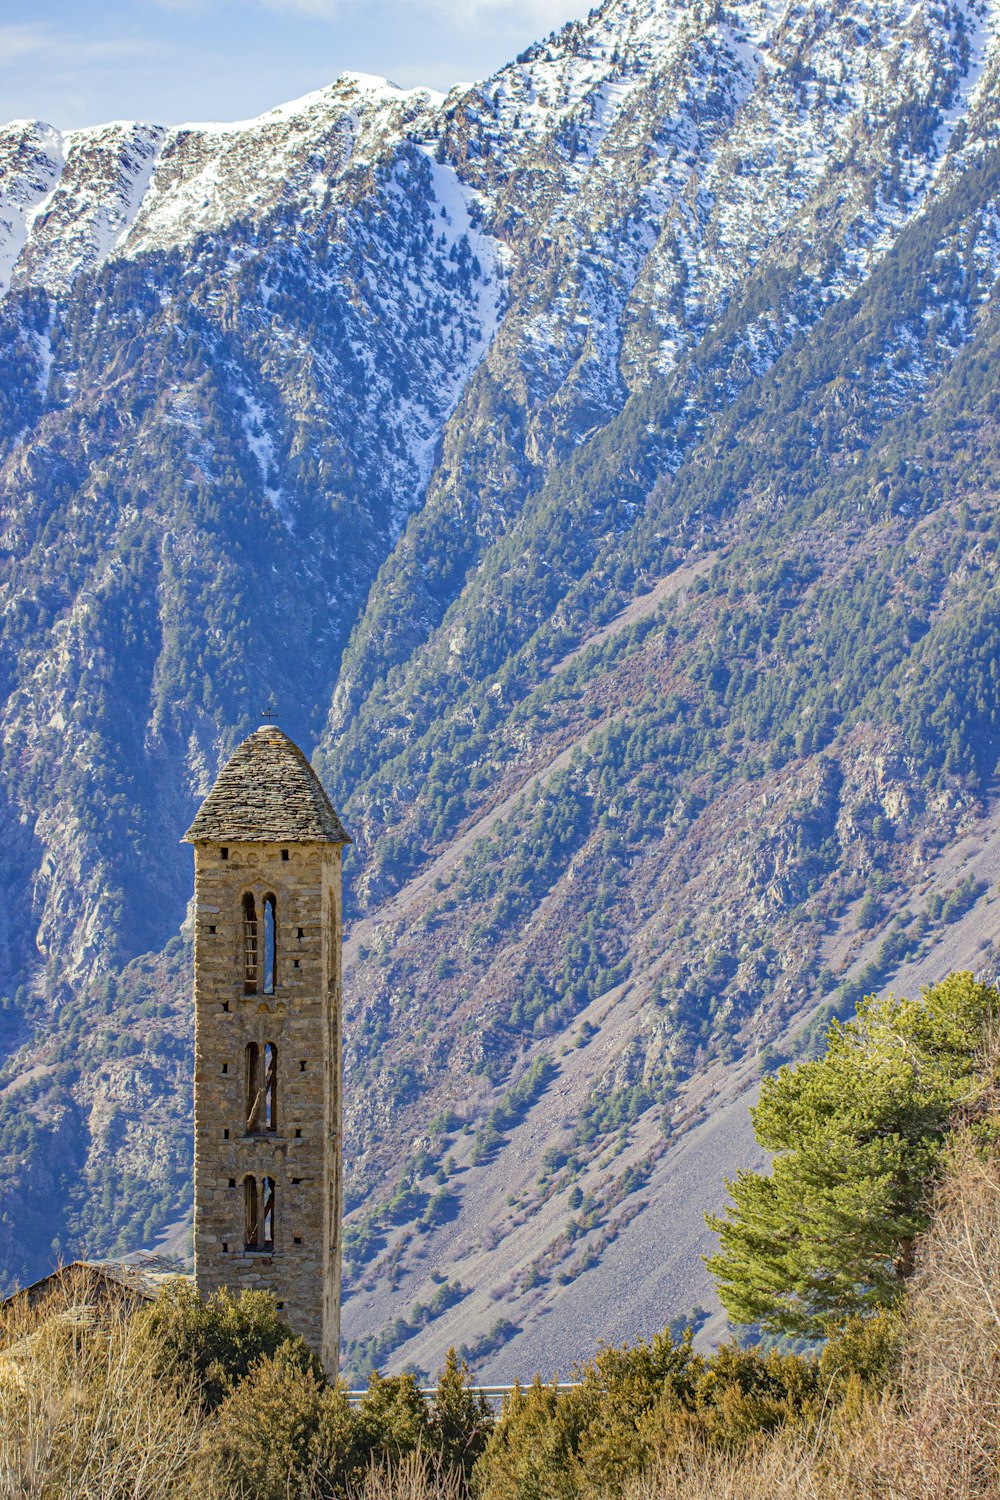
(191, 838, 343, 1373)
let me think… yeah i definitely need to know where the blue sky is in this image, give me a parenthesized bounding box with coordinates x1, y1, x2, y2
(1, 0, 584, 130)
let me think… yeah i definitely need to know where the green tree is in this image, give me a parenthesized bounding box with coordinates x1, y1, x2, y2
(205, 1342, 327, 1500)
(856, 891, 881, 931)
(471, 1330, 824, 1499)
(353, 1369, 431, 1466)
(142, 1280, 317, 1409)
(429, 1346, 493, 1476)
(706, 973, 999, 1335)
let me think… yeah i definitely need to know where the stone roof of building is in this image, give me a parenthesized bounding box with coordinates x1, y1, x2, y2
(183, 724, 350, 845)
(2, 1257, 191, 1309)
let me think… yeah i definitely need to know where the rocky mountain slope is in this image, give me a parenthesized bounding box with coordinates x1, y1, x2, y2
(0, 0, 999, 1379)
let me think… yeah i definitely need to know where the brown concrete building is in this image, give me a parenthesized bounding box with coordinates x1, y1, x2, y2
(184, 723, 350, 1375)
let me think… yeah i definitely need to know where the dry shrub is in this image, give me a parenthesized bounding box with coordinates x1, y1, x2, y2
(620, 1432, 821, 1500)
(345, 1448, 466, 1500)
(827, 1143, 1000, 1500)
(623, 1145, 1000, 1500)
(0, 1266, 206, 1500)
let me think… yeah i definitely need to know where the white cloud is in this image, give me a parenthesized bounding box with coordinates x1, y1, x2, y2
(422, 0, 576, 22)
(0, 21, 174, 129)
(0, 23, 53, 63)
(0, 22, 159, 67)
(186, 0, 578, 29)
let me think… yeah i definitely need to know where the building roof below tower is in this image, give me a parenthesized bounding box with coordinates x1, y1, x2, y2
(2, 1258, 191, 1310)
(183, 724, 350, 845)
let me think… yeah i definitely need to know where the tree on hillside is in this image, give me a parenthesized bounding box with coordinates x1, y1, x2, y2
(706, 971, 999, 1336)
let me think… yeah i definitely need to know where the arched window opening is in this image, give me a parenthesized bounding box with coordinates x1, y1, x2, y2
(263, 895, 277, 994)
(243, 1176, 259, 1249)
(245, 1042, 261, 1133)
(262, 1177, 275, 1250)
(243, 894, 258, 994)
(263, 1042, 277, 1133)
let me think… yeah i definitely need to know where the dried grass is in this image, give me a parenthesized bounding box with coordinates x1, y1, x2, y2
(617, 1432, 822, 1500)
(340, 1449, 466, 1500)
(618, 1145, 1000, 1500)
(827, 1144, 1000, 1500)
(0, 1266, 205, 1500)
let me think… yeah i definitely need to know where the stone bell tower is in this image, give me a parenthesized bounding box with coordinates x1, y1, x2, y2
(183, 723, 350, 1375)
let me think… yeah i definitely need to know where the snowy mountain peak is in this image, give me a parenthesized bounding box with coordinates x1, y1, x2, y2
(175, 71, 443, 135)
(337, 71, 446, 105)
(2, 0, 999, 297)
(0, 71, 449, 294)
(0, 119, 165, 296)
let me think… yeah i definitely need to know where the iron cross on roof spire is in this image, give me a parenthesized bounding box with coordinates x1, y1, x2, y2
(261, 697, 278, 725)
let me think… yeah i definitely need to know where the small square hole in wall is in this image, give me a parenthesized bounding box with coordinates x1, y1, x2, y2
(293, 1236, 302, 1245)
(208, 924, 216, 934)
(299, 1060, 306, 1072)
(221, 1063, 228, 1075)
(223, 1129, 230, 1140)
(297, 927, 304, 939)
(291, 1177, 302, 1185)
(293, 959, 300, 969)
(276, 1301, 285, 1310)
(222, 1242, 228, 1253)
(295, 1128, 302, 1138)
(228, 1178, 236, 1188)
(221, 1002, 230, 1013)
(221, 847, 229, 860)
(281, 849, 289, 861)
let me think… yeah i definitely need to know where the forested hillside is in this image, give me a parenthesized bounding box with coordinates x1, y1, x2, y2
(0, 0, 999, 1376)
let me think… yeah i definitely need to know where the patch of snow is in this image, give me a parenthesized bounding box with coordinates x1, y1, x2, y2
(404, 152, 505, 485)
(934, 0, 999, 159)
(239, 386, 292, 531)
(0, 121, 165, 298)
(0, 122, 64, 297)
(32, 316, 53, 398)
(175, 72, 444, 136)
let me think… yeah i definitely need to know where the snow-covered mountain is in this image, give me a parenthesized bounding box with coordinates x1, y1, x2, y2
(1, 0, 1000, 1379)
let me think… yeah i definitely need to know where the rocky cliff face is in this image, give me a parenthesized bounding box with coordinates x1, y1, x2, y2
(1, 0, 999, 1378)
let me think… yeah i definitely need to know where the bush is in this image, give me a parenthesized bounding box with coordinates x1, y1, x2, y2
(205, 1343, 329, 1500)
(142, 1279, 318, 1409)
(0, 1268, 204, 1499)
(472, 1332, 824, 1500)
(430, 1347, 493, 1477)
(355, 1370, 431, 1460)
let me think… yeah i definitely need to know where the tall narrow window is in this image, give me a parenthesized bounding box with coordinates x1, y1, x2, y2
(244, 1175, 259, 1249)
(262, 1177, 275, 1250)
(263, 895, 277, 994)
(263, 1042, 277, 1133)
(245, 1042, 261, 1133)
(243, 894, 258, 994)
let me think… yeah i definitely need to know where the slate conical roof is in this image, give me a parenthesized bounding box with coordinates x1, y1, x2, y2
(184, 725, 350, 845)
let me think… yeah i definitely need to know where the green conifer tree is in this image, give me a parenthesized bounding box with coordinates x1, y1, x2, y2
(706, 972, 999, 1335)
